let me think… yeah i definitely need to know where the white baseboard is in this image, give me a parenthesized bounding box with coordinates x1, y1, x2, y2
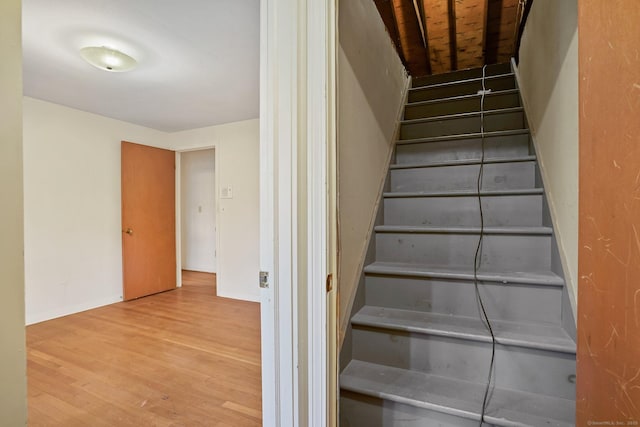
(216, 289, 259, 303)
(26, 295, 122, 325)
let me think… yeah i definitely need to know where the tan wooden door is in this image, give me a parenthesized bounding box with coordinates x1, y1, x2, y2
(121, 141, 176, 300)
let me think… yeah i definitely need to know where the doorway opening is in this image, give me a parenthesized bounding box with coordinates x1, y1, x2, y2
(179, 148, 218, 279)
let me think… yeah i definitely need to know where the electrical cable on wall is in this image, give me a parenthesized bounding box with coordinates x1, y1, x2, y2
(475, 64, 497, 426)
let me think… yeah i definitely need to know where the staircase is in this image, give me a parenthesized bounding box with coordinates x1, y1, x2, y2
(339, 63, 576, 426)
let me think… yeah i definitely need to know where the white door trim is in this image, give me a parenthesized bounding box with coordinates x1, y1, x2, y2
(307, 0, 337, 425)
(259, 0, 285, 424)
(260, 0, 336, 425)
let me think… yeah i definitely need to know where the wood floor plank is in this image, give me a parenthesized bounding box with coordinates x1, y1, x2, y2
(27, 271, 262, 426)
(221, 401, 262, 420)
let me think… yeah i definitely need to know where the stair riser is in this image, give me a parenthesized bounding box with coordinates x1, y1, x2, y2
(341, 391, 483, 427)
(413, 63, 512, 88)
(409, 75, 516, 103)
(384, 195, 543, 227)
(400, 111, 525, 140)
(396, 134, 531, 164)
(404, 93, 520, 120)
(365, 275, 562, 324)
(352, 329, 576, 399)
(390, 162, 535, 193)
(375, 233, 551, 271)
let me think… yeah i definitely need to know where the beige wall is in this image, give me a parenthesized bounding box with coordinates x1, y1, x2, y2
(23, 97, 167, 324)
(517, 0, 578, 314)
(0, 0, 27, 423)
(338, 0, 408, 343)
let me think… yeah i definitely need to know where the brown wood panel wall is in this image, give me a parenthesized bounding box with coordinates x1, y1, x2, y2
(577, 0, 640, 423)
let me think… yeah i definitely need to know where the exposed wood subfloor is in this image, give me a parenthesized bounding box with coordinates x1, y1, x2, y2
(27, 271, 262, 426)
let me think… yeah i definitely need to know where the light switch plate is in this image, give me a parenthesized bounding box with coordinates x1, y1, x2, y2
(221, 185, 233, 199)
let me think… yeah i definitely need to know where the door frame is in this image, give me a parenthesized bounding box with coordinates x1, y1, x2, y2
(174, 145, 220, 288)
(260, 0, 337, 425)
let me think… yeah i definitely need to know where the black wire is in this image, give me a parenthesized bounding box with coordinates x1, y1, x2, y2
(475, 65, 497, 426)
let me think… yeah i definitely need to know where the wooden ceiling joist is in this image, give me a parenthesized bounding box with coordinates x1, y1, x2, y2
(413, 0, 432, 74)
(390, 0, 430, 76)
(481, 0, 490, 63)
(497, 0, 520, 63)
(484, 0, 504, 64)
(373, 0, 405, 63)
(413, 0, 427, 46)
(447, 0, 458, 70)
(375, 0, 523, 76)
(485, 0, 519, 64)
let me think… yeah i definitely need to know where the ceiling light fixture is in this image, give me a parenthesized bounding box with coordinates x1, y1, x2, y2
(80, 46, 137, 72)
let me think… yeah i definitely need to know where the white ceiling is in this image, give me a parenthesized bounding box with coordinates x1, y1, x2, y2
(22, 0, 260, 132)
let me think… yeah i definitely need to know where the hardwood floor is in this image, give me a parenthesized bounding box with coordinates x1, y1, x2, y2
(27, 271, 262, 426)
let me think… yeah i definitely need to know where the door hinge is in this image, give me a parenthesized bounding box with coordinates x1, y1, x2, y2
(326, 273, 333, 293)
(259, 271, 269, 289)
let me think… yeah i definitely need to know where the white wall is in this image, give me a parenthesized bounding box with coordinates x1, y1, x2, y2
(517, 0, 578, 313)
(338, 0, 409, 343)
(180, 149, 217, 273)
(23, 99, 260, 323)
(167, 119, 260, 302)
(23, 97, 167, 324)
(0, 0, 27, 421)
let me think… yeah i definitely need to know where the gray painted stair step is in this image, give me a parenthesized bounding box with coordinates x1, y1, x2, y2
(407, 89, 519, 107)
(375, 228, 551, 271)
(395, 131, 531, 165)
(352, 306, 575, 353)
(365, 274, 563, 324)
(363, 261, 565, 286)
(384, 188, 543, 198)
(404, 90, 521, 120)
(374, 225, 551, 235)
(351, 309, 576, 398)
(384, 193, 543, 227)
(408, 73, 516, 103)
(400, 108, 525, 140)
(389, 161, 535, 192)
(390, 155, 536, 169)
(396, 128, 529, 145)
(341, 391, 483, 427)
(412, 63, 512, 88)
(340, 360, 575, 427)
(401, 107, 523, 126)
